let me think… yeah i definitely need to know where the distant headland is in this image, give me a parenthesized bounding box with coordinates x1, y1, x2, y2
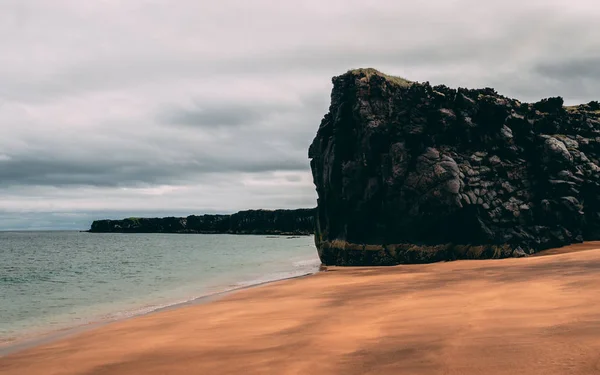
(88, 208, 316, 235)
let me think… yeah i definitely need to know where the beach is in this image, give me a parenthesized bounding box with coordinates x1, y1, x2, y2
(2, 242, 600, 375)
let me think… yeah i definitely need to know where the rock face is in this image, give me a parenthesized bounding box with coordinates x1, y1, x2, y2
(309, 68, 600, 265)
(89, 208, 316, 235)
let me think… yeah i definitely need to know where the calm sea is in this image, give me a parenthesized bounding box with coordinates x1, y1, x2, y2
(0, 231, 320, 347)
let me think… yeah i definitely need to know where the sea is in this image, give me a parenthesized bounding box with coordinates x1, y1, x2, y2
(0, 231, 321, 349)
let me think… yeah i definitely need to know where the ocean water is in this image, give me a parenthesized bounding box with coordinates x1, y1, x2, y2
(0, 231, 320, 346)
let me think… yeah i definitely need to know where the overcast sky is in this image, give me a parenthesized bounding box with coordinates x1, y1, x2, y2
(1, 0, 599, 230)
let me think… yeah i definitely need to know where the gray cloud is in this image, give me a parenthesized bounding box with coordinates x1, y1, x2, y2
(285, 175, 303, 183)
(160, 105, 262, 127)
(0, 144, 310, 188)
(1, 0, 600, 229)
(534, 56, 600, 84)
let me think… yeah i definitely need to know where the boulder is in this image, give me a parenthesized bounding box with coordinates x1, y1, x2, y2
(309, 68, 600, 265)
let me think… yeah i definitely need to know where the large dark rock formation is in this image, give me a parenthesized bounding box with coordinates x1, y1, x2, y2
(89, 208, 315, 235)
(309, 68, 600, 265)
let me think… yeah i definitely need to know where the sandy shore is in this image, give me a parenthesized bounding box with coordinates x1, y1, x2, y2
(2, 242, 600, 375)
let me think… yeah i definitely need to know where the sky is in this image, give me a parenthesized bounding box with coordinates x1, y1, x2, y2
(1, 0, 600, 230)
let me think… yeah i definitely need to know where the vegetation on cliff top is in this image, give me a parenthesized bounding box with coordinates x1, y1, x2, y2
(349, 68, 600, 112)
(346, 68, 413, 88)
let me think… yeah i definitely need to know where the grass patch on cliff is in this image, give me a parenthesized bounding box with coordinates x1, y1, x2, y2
(348, 68, 412, 88)
(564, 104, 600, 114)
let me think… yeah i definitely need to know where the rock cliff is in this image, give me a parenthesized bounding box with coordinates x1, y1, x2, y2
(89, 208, 315, 235)
(309, 68, 600, 265)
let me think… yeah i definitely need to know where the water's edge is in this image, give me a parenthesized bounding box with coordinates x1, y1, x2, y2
(0, 270, 319, 357)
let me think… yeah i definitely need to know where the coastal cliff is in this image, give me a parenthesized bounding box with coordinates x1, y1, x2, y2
(89, 208, 315, 235)
(309, 68, 600, 265)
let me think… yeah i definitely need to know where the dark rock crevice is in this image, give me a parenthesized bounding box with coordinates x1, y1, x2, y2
(309, 68, 600, 265)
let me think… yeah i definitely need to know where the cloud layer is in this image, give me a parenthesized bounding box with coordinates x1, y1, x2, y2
(1, 0, 600, 229)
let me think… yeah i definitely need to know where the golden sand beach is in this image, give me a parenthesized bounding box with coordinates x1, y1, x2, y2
(2, 242, 600, 375)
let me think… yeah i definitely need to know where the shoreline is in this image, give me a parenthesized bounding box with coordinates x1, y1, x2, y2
(0, 270, 319, 357)
(2, 242, 600, 374)
(3, 241, 599, 357)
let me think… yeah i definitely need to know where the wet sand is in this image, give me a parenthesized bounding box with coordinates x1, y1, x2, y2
(2, 242, 600, 375)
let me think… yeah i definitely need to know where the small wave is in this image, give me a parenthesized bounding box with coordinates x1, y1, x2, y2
(233, 266, 320, 288)
(293, 258, 322, 268)
(98, 270, 320, 320)
(101, 300, 197, 320)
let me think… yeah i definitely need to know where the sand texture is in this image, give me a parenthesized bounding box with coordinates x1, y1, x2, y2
(2, 242, 600, 375)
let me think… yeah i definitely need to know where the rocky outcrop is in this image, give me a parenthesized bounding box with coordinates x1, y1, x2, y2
(89, 208, 316, 235)
(309, 68, 600, 265)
